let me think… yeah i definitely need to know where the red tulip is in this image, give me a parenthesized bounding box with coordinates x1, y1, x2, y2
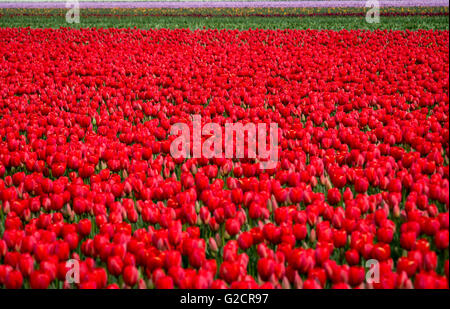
(377, 227, 394, 244)
(423, 251, 438, 271)
(333, 230, 347, 248)
(107, 256, 124, 277)
(30, 271, 51, 289)
(435, 229, 449, 250)
(348, 266, 365, 287)
(327, 188, 341, 205)
(78, 219, 92, 237)
(257, 258, 275, 282)
(19, 254, 34, 278)
(354, 177, 369, 194)
(397, 257, 418, 277)
(237, 232, 253, 251)
(219, 261, 240, 284)
(400, 231, 417, 251)
(225, 218, 241, 237)
(123, 265, 139, 287)
(5, 269, 23, 289)
(345, 249, 360, 266)
(155, 276, 174, 289)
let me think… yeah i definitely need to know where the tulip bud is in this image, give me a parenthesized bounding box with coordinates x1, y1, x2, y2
(62, 204, 70, 217)
(23, 209, 31, 222)
(311, 176, 318, 188)
(400, 210, 407, 221)
(404, 279, 414, 289)
(4, 201, 10, 214)
(195, 201, 201, 213)
(138, 278, 147, 289)
(195, 216, 202, 225)
(210, 237, 219, 252)
(123, 181, 132, 195)
(258, 220, 265, 230)
(325, 177, 333, 191)
(17, 186, 23, 199)
(320, 174, 326, 186)
(270, 195, 278, 212)
(281, 276, 291, 289)
(269, 273, 278, 286)
(156, 238, 166, 251)
(163, 168, 171, 178)
(393, 205, 401, 218)
(383, 204, 391, 218)
(309, 228, 316, 243)
(341, 269, 349, 284)
(220, 162, 232, 176)
(209, 218, 220, 232)
(267, 199, 272, 212)
(237, 209, 247, 226)
(294, 271, 303, 289)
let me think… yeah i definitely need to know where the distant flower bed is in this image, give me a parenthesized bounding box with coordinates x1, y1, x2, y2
(0, 0, 449, 9)
(0, 6, 448, 18)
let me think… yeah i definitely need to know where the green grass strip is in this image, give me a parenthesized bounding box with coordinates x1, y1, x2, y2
(0, 14, 448, 30)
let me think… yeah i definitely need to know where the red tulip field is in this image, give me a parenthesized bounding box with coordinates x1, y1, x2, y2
(0, 3, 449, 291)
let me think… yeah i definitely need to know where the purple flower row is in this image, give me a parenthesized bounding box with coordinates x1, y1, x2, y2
(0, 1, 448, 9)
